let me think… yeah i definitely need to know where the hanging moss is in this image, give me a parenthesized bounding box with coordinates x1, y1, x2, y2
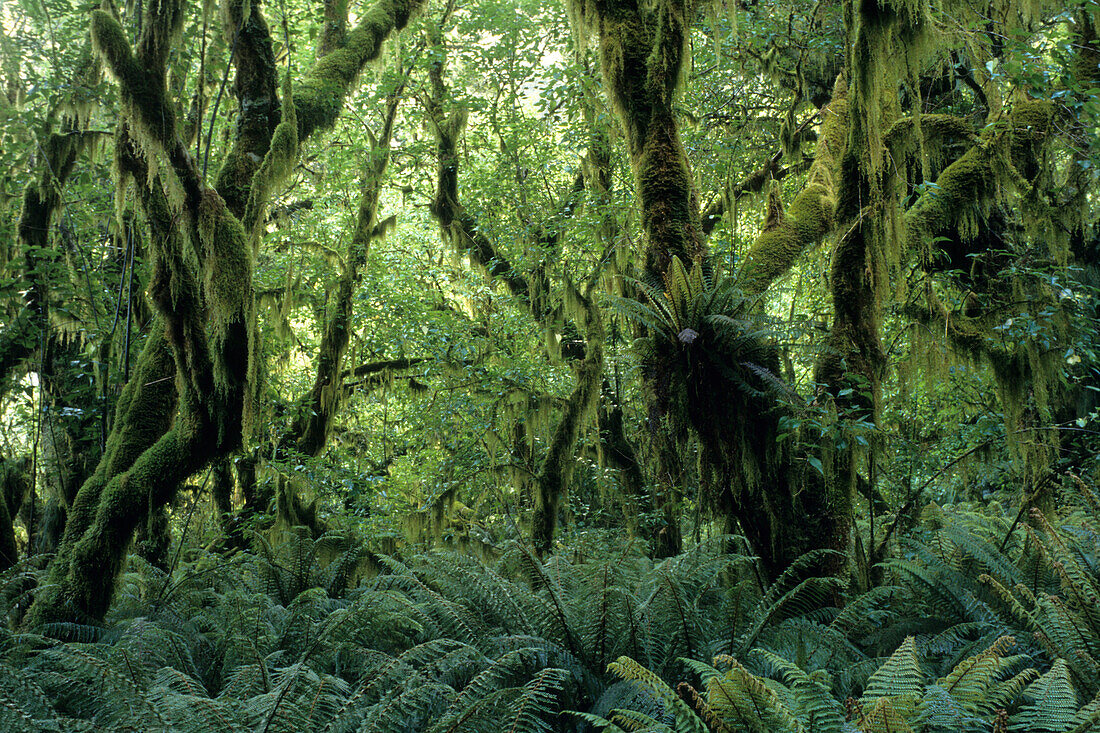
(291, 92, 401, 458)
(197, 190, 252, 448)
(739, 81, 849, 296)
(532, 295, 605, 556)
(2, 112, 87, 392)
(135, 0, 186, 71)
(904, 99, 1054, 256)
(273, 473, 322, 536)
(90, 10, 179, 169)
(884, 113, 975, 162)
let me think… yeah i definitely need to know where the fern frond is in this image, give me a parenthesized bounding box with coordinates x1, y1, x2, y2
(862, 637, 924, 702)
(706, 654, 800, 732)
(1008, 659, 1082, 732)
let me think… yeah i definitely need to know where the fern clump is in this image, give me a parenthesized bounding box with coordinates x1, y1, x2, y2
(3, 488, 1100, 731)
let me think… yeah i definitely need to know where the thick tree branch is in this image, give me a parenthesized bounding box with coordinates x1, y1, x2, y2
(294, 0, 427, 141)
(737, 81, 849, 295)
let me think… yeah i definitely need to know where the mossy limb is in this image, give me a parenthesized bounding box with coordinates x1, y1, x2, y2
(293, 0, 427, 141)
(243, 70, 299, 243)
(532, 289, 605, 556)
(739, 83, 849, 295)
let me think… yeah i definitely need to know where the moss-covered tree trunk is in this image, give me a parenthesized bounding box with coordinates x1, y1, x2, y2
(0, 458, 30, 571)
(598, 379, 649, 536)
(572, 1, 802, 571)
(22, 0, 425, 628)
(290, 87, 404, 459)
(532, 288, 605, 556)
(569, 0, 702, 558)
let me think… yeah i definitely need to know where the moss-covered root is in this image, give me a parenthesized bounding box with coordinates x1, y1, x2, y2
(532, 289, 605, 556)
(738, 83, 850, 295)
(294, 0, 427, 141)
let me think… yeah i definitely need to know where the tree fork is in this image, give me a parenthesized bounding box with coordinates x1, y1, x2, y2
(23, 0, 427, 627)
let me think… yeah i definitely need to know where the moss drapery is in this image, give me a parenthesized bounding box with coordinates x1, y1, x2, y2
(739, 81, 849, 296)
(424, 21, 620, 552)
(1, 109, 93, 396)
(572, 0, 852, 572)
(22, 0, 426, 627)
(532, 285, 605, 556)
(291, 87, 403, 458)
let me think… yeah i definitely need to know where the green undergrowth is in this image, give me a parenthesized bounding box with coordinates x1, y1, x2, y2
(0, 487, 1097, 732)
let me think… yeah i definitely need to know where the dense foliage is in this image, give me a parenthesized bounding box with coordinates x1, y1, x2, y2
(0, 0, 1098, 728)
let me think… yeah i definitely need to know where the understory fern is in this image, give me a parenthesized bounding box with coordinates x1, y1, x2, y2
(1, 488, 1098, 731)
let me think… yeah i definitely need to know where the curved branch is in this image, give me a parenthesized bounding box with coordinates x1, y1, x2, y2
(737, 80, 849, 296)
(294, 0, 428, 141)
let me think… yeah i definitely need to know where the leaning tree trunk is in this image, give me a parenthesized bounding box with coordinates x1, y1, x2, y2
(425, 23, 615, 554)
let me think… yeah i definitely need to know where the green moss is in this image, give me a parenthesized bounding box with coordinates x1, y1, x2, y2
(885, 114, 975, 155)
(243, 71, 299, 242)
(294, 0, 426, 141)
(23, 329, 178, 626)
(197, 190, 252, 447)
(739, 87, 848, 295)
(90, 11, 177, 161)
(532, 292, 605, 555)
(902, 97, 1054, 257)
(134, 0, 185, 70)
(1008, 98, 1054, 134)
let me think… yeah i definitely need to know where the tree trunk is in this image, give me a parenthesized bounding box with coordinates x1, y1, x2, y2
(23, 0, 427, 628)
